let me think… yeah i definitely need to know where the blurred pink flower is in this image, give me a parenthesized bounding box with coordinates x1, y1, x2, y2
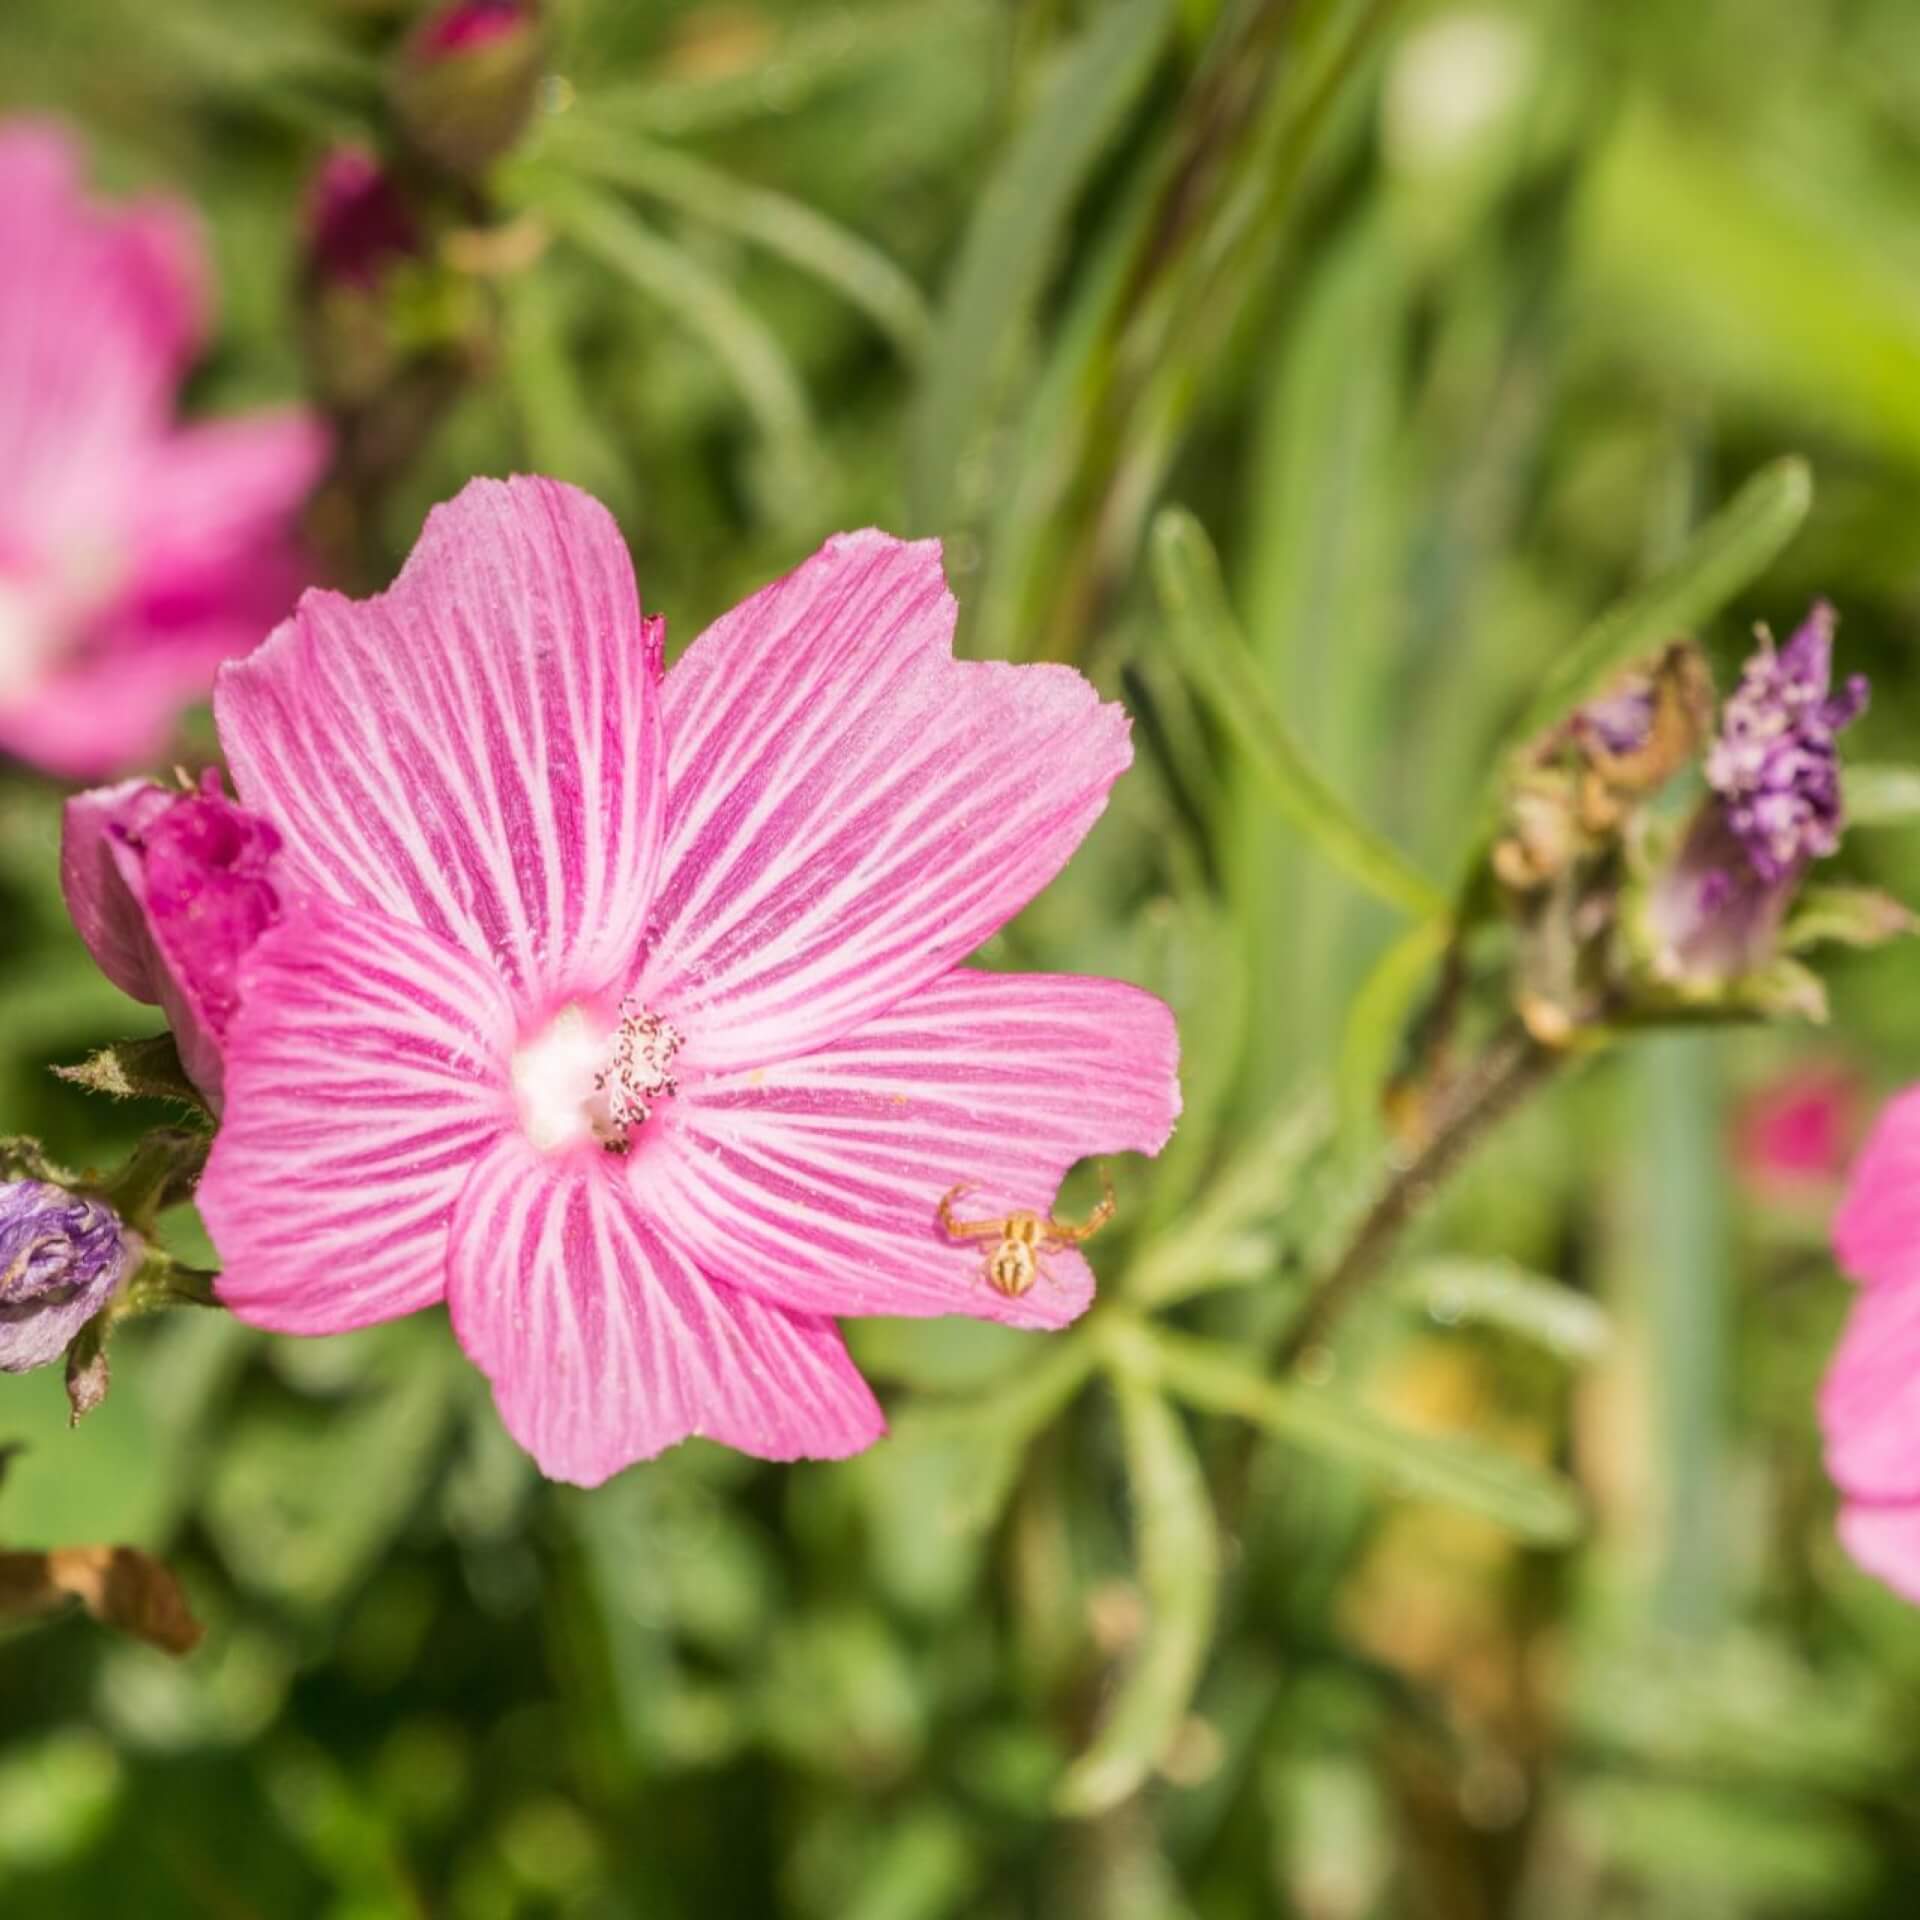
(0, 119, 328, 778)
(1734, 1063, 1863, 1198)
(1823, 1089, 1920, 1600)
(69, 478, 1178, 1484)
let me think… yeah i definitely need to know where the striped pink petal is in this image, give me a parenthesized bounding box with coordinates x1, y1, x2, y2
(634, 531, 1133, 1069)
(215, 477, 665, 1013)
(1837, 1501, 1920, 1604)
(639, 969, 1180, 1328)
(1820, 1268, 1920, 1502)
(448, 1133, 884, 1486)
(201, 898, 515, 1334)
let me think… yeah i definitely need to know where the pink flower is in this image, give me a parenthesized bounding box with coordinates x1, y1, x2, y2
(0, 119, 328, 778)
(71, 478, 1179, 1484)
(1823, 1088, 1920, 1600)
(1733, 1063, 1862, 1198)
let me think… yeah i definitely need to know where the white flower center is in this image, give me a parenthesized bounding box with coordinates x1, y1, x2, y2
(511, 1000, 684, 1155)
(0, 576, 62, 705)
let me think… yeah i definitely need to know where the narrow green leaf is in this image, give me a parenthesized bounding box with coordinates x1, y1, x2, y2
(543, 178, 814, 460)
(1152, 507, 1447, 920)
(1143, 1325, 1584, 1545)
(1402, 1258, 1613, 1363)
(1781, 884, 1916, 953)
(1055, 1379, 1219, 1817)
(545, 123, 932, 362)
(1506, 456, 1812, 750)
(1127, 1086, 1331, 1308)
(875, 1339, 1096, 1544)
(910, 0, 1178, 528)
(1842, 763, 1920, 827)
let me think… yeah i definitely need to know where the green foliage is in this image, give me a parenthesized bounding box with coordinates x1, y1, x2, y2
(8, 0, 1920, 1915)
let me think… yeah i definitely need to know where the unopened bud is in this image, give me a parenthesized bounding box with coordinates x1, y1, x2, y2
(0, 1182, 135, 1375)
(391, 0, 546, 179)
(306, 146, 420, 295)
(62, 772, 284, 1107)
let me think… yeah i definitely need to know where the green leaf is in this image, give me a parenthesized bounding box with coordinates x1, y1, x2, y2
(866, 1339, 1096, 1555)
(52, 1033, 208, 1113)
(1127, 1085, 1332, 1309)
(1401, 1257, 1613, 1363)
(1152, 507, 1447, 920)
(544, 123, 932, 362)
(1336, 916, 1450, 1132)
(1842, 762, 1920, 827)
(1505, 456, 1812, 752)
(909, 0, 1178, 529)
(1055, 1378, 1219, 1817)
(1139, 1323, 1584, 1545)
(1781, 884, 1916, 953)
(541, 178, 816, 479)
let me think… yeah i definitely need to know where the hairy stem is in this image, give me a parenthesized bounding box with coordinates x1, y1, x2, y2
(1274, 1026, 1560, 1369)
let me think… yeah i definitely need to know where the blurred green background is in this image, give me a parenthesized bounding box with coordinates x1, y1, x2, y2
(7, 0, 1920, 1914)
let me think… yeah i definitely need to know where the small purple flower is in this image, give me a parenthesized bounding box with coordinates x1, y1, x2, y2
(1648, 604, 1867, 983)
(0, 1182, 135, 1374)
(1706, 602, 1867, 883)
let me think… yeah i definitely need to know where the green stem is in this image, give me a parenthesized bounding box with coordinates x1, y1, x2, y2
(1273, 1027, 1560, 1368)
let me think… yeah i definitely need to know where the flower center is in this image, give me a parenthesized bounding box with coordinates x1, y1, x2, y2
(511, 999, 683, 1156)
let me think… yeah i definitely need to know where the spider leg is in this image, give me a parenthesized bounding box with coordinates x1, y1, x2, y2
(1045, 1165, 1116, 1245)
(938, 1184, 1010, 1241)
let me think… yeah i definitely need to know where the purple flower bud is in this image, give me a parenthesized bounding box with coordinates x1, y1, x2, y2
(62, 772, 284, 1107)
(305, 147, 420, 294)
(1647, 604, 1867, 984)
(0, 1182, 135, 1375)
(1706, 602, 1867, 883)
(1574, 678, 1658, 759)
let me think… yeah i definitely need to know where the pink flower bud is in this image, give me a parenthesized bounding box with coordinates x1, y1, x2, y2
(391, 0, 545, 179)
(61, 771, 285, 1108)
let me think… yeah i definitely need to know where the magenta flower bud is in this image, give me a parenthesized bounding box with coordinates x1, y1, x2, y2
(305, 147, 420, 294)
(61, 771, 285, 1108)
(0, 1181, 135, 1374)
(1647, 604, 1867, 984)
(391, 0, 545, 179)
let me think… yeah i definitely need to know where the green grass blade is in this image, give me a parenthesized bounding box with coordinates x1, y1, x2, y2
(1152, 507, 1447, 921)
(1505, 455, 1811, 750)
(543, 122, 932, 362)
(542, 177, 814, 462)
(909, 0, 1177, 530)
